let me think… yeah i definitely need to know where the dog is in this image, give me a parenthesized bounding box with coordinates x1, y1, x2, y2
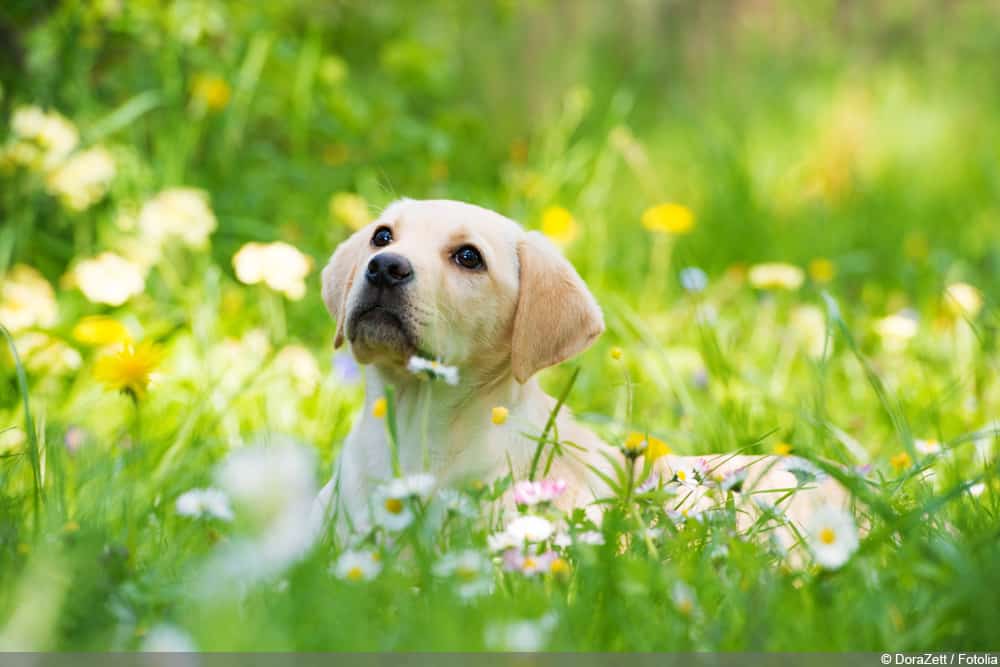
(314, 198, 848, 545)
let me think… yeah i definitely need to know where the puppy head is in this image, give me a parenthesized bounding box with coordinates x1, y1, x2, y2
(321, 198, 603, 382)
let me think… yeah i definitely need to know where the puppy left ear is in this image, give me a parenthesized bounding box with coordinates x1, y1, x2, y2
(321, 229, 369, 348)
(511, 231, 604, 383)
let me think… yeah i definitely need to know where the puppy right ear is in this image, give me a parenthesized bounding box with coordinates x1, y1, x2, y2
(321, 230, 369, 348)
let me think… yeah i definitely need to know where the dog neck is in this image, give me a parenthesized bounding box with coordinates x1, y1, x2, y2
(363, 361, 546, 479)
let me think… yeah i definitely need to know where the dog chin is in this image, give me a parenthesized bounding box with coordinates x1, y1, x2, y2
(347, 306, 417, 363)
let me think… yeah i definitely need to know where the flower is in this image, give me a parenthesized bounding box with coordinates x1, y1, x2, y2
(671, 581, 698, 615)
(610, 346, 623, 360)
(484, 613, 557, 651)
(679, 267, 708, 292)
(808, 258, 836, 283)
(372, 484, 415, 531)
(274, 345, 321, 395)
(641, 203, 694, 234)
(503, 515, 554, 544)
(139, 188, 217, 249)
(806, 505, 859, 569)
(491, 406, 509, 425)
(719, 467, 748, 492)
(433, 550, 493, 599)
(382, 473, 437, 500)
(915, 439, 941, 456)
(329, 193, 371, 230)
(333, 550, 381, 582)
(45, 146, 116, 211)
(94, 341, 163, 399)
(512, 478, 567, 506)
(406, 356, 459, 385)
(875, 311, 918, 350)
(540, 206, 579, 246)
(943, 282, 983, 318)
(191, 73, 231, 111)
(0, 264, 57, 332)
(890, 451, 912, 474)
(502, 548, 557, 576)
(790, 305, 829, 359)
(72, 252, 145, 306)
(372, 397, 387, 418)
(782, 456, 827, 484)
(621, 432, 648, 458)
(487, 531, 521, 553)
(71, 316, 132, 346)
(232, 241, 313, 300)
(175, 488, 234, 521)
(748, 263, 805, 290)
(773, 441, 793, 456)
(6, 106, 78, 170)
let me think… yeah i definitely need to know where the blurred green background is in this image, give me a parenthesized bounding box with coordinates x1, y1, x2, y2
(1, 0, 999, 651)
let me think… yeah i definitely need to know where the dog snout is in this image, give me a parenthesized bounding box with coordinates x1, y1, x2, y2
(365, 252, 414, 289)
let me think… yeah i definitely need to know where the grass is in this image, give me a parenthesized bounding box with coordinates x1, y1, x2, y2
(1, 0, 1000, 652)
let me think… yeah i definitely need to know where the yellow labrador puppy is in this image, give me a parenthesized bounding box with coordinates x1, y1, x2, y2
(315, 198, 847, 542)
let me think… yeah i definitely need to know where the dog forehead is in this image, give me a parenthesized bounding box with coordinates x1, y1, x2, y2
(382, 199, 523, 245)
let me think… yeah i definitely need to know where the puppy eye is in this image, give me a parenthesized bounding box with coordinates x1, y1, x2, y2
(371, 227, 393, 247)
(453, 245, 485, 270)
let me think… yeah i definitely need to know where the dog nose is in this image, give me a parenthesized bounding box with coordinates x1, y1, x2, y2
(365, 252, 414, 288)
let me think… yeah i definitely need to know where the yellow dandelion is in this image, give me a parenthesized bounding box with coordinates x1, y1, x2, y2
(372, 397, 387, 419)
(72, 316, 132, 346)
(550, 557, 571, 578)
(491, 406, 509, 425)
(748, 263, 805, 291)
(191, 74, 231, 111)
(645, 435, 671, 462)
(610, 346, 623, 361)
(540, 206, 579, 246)
(890, 451, 912, 474)
(808, 258, 836, 284)
(94, 341, 163, 400)
(641, 203, 694, 235)
(773, 442, 793, 456)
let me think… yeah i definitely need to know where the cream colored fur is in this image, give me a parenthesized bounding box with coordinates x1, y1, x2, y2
(314, 198, 847, 540)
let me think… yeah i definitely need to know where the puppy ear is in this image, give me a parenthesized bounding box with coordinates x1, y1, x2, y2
(511, 231, 604, 383)
(321, 230, 369, 348)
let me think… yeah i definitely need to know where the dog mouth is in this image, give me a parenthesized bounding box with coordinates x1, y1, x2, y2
(347, 302, 418, 358)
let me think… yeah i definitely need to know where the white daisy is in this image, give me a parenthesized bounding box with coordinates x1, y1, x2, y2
(504, 515, 554, 544)
(372, 484, 415, 532)
(333, 550, 381, 582)
(671, 580, 698, 616)
(806, 505, 860, 570)
(433, 550, 493, 599)
(406, 355, 459, 385)
(576, 530, 605, 546)
(175, 487, 234, 521)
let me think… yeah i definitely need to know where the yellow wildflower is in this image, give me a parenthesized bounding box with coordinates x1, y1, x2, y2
(773, 442, 793, 456)
(550, 557, 571, 578)
(94, 341, 163, 399)
(641, 203, 694, 235)
(540, 206, 579, 246)
(72, 316, 132, 346)
(808, 258, 836, 284)
(372, 397, 387, 419)
(191, 74, 231, 111)
(610, 346, 623, 361)
(890, 451, 912, 474)
(491, 406, 509, 425)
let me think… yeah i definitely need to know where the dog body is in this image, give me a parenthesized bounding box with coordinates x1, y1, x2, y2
(316, 198, 845, 538)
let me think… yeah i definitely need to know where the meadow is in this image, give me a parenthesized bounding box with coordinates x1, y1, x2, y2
(1, 1, 999, 652)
